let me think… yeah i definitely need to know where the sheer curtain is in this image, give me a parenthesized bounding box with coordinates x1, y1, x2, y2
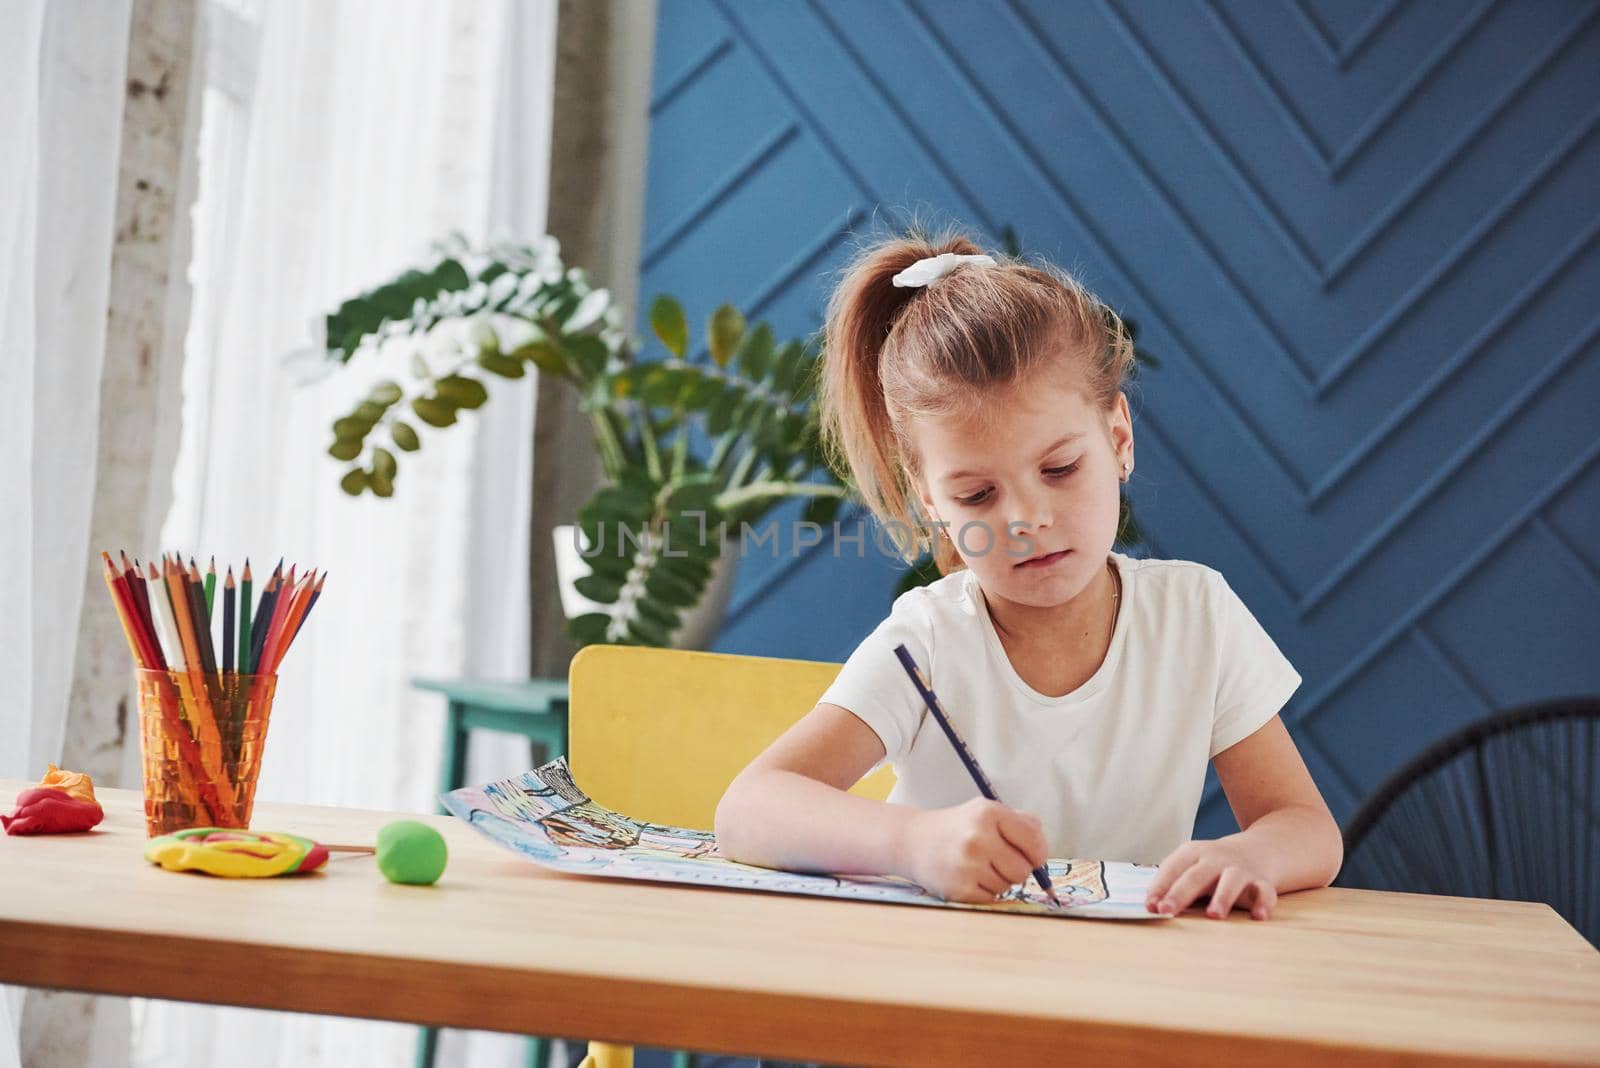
(133, 2, 555, 1066)
(0, 3, 132, 1067)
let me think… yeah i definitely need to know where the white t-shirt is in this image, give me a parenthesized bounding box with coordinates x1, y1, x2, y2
(819, 553, 1301, 865)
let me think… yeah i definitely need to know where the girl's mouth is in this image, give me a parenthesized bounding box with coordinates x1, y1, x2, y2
(1017, 549, 1070, 569)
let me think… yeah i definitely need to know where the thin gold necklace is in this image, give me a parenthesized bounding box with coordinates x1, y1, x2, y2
(987, 558, 1122, 646)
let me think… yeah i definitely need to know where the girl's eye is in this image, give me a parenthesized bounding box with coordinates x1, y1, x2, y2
(1044, 461, 1080, 478)
(955, 488, 992, 507)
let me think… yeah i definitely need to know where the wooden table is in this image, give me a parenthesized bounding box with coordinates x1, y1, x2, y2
(3, 783, 1598, 1066)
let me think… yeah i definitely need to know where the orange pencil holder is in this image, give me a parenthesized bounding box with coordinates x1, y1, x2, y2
(135, 668, 277, 837)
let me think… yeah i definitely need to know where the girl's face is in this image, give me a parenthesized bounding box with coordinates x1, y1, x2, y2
(909, 368, 1132, 611)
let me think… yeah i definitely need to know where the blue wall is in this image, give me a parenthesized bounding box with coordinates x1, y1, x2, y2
(638, 0, 1600, 837)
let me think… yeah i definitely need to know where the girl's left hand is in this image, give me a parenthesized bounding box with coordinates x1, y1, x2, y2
(1145, 839, 1278, 920)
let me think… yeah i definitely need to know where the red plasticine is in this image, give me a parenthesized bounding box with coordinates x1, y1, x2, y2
(2, 787, 105, 835)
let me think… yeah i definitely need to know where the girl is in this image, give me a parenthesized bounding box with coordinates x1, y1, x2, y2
(715, 231, 1342, 920)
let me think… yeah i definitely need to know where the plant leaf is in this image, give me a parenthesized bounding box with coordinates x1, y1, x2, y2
(626, 614, 671, 647)
(708, 304, 745, 367)
(650, 295, 688, 358)
(563, 335, 609, 379)
(412, 396, 458, 428)
(370, 447, 398, 480)
(634, 596, 680, 632)
(390, 421, 421, 452)
(574, 573, 622, 604)
(333, 416, 372, 442)
(644, 567, 701, 608)
(339, 467, 369, 496)
(435, 374, 489, 409)
(324, 257, 472, 362)
(735, 322, 775, 382)
(368, 380, 403, 406)
(513, 339, 567, 377)
(565, 288, 611, 333)
(707, 384, 742, 436)
(566, 612, 614, 646)
(477, 351, 526, 378)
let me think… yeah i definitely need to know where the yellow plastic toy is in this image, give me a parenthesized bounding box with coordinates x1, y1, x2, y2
(144, 828, 330, 877)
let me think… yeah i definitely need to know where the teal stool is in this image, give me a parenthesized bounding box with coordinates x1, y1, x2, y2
(416, 677, 571, 813)
(413, 676, 571, 1068)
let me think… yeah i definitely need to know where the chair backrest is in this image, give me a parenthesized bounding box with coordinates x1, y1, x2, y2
(567, 644, 896, 830)
(1338, 695, 1599, 946)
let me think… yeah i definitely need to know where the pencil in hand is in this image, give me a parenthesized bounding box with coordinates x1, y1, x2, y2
(892, 643, 1063, 907)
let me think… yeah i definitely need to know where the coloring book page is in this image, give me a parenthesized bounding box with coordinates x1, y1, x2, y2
(443, 758, 1166, 920)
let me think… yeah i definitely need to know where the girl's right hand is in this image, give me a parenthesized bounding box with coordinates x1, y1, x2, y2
(899, 798, 1049, 903)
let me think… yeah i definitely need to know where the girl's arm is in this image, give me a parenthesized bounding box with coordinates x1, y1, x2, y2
(716, 702, 1047, 901)
(716, 702, 909, 873)
(1145, 715, 1343, 919)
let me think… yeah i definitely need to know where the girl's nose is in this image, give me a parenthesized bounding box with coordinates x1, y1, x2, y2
(1011, 490, 1054, 535)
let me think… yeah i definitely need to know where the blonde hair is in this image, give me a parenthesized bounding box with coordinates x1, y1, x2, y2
(819, 226, 1134, 573)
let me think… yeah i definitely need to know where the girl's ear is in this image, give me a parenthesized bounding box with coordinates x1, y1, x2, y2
(1106, 390, 1134, 465)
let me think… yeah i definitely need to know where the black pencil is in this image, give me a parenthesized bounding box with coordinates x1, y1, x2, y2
(222, 568, 236, 674)
(249, 564, 281, 671)
(186, 558, 218, 679)
(892, 643, 1061, 907)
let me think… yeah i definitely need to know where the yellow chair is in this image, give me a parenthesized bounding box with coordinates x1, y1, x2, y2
(568, 644, 896, 1068)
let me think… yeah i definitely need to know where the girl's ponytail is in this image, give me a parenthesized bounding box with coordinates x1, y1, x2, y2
(820, 232, 985, 569)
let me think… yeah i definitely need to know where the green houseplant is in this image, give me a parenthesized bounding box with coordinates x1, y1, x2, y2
(314, 235, 847, 648)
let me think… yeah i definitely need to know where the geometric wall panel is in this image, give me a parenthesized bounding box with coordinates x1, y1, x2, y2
(641, 0, 1600, 836)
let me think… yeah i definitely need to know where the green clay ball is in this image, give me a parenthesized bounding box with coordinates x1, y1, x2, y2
(376, 820, 448, 886)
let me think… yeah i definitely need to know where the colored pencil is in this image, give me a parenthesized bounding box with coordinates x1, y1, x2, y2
(186, 559, 219, 682)
(257, 568, 307, 676)
(164, 558, 204, 683)
(204, 556, 217, 615)
(249, 566, 282, 673)
(146, 560, 183, 670)
(286, 570, 327, 650)
(165, 557, 236, 811)
(892, 643, 1062, 907)
(264, 565, 297, 658)
(129, 558, 167, 666)
(238, 560, 254, 675)
(222, 568, 236, 675)
(120, 552, 157, 659)
(271, 570, 320, 673)
(101, 554, 154, 668)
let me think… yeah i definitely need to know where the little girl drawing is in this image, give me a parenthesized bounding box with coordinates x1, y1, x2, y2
(716, 229, 1342, 921)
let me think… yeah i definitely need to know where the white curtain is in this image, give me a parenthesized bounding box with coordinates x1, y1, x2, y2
(133, 2, 556, 1067)
(0, 3, 132, 1067)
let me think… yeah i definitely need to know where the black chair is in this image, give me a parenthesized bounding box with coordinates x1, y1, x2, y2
(1338, 696, 1599, 947)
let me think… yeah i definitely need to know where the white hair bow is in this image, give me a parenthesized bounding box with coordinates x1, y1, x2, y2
(891, 252, 996, 288)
